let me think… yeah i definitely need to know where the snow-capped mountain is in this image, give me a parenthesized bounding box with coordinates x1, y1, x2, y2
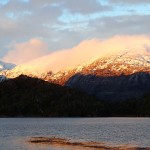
(1, 48, 150, 100)
(2, 48, 150, 83)
(0, 61, 16, 71)
(44, 48, 150, 85)
(1, 49, 150, 79)
(62, 49, 150, 100)
(44, 48, 150, 100)
(77, 50, 150, 76)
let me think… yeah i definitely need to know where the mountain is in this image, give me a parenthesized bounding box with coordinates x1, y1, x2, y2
(44, 49, 150, 84)
(60, 49, 150, 100)
(50, 49, 150, 100)
(2, 48, 150, 79)
(1, 48, 150, 100)
(0, 61, 15, 82)
(0, 61, 16, 71)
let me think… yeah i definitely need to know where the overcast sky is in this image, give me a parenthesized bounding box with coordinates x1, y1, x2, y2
(0, 0, 150, 64)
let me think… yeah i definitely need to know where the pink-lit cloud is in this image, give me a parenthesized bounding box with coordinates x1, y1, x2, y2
(10, 35, 150, 76)
(3, 39, 49, 64)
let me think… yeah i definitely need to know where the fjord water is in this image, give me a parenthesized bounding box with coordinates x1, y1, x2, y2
(0, 118, 150, 150)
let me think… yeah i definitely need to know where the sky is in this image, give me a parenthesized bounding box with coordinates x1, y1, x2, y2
(0, 0, 150, 65)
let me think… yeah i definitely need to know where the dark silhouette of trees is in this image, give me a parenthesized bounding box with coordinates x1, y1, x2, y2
(0, 75, 150, 117)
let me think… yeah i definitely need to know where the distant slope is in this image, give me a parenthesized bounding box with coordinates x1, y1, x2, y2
(66, 72, 150, 101)
(0, 61, 16, 71)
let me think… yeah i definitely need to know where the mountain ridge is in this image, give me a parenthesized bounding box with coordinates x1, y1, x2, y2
(1, 49, 150, 100)
(1, 48, 150, 80)
(44, 49, 150, 85)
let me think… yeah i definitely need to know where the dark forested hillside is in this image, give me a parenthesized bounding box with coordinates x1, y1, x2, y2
(0, 75, 150, 117)
(108, 94, 150, 117)
(0, 75, 102, 117)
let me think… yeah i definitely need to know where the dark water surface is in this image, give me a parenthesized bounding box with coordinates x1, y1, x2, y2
(0, 118, 150, 150)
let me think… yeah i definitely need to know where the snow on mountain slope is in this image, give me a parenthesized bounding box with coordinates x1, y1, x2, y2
(1, 47, 150, 84)
(45, 48, 150, 85)
(74, 48, 150, 76)
(0, 61, 16, 71)
(2, 35, 150, 79)
(63, 49, 150, 100)
(1, 45, 150, 101)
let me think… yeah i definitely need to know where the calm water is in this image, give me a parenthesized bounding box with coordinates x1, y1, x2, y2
(0, 118, 150, 150)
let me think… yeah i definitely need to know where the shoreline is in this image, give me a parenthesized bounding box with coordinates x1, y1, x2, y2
(28, 137, 150, 150)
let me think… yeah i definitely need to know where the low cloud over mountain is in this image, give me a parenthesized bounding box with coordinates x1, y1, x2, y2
(5, 35, 150, 75)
